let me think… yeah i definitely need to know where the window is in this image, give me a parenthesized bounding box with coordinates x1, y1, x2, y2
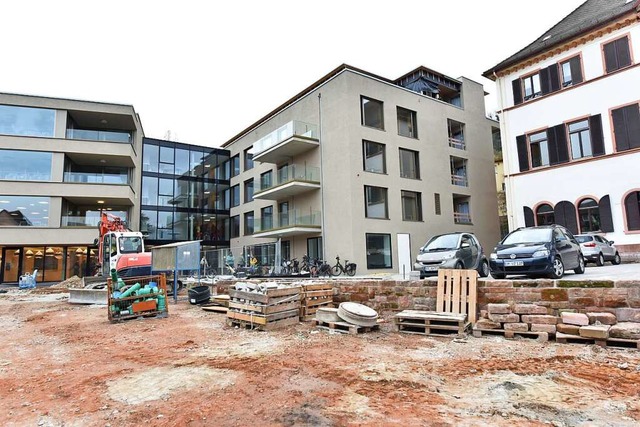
(435, 193, 441, 215)
(401, 191, 422, 221)
(361, 96, 384, 130)
(231, 185, 240, 208)
(157, 211, 173, 240)
(142, 176, 158, 205)
(0, 150, 52, 181)
(522, 73, 541, 101)
(399, 148, 420, 179)
(260, 170, 273, 190)
(450, 157, 468, 187)
(158, 178, 174, 206)
(244, 211, 254, 235)
(536, 204, 555, 225)
(560, 56, 583, 87)
(603, 36, 632, 73)
(529, 131, 549, 168)
(0, 196, 50, 226)
(261, 206, 273, 230)
(190, 150, 204, 177)
(174, 148, 190, 176)
(230, 215, 240, 238)
(244, 148, 254, 171)
(624, 191, 640, 231)
(612, 103, 640, 152)
(362, 140, 386, 174)
(244, 179, 254, 203)
(143, 145, 159, 172)
(230, 155, 240, 177)
(0, 105, 55, 137)
(397, 107, 417, 138)
(279, 202, 289, 227)
(307, 237, 323, 260)
(579, 198, 600, 233)
(454, 196, 471, 224)
(366, 233, 392, 269)
(159, 146, 174, 174)
(448, 119, 465, 149)
(364, 186, 388, 219)
(568, 120, 592, 159)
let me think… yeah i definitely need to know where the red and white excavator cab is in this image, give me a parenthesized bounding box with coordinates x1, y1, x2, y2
(97, 213, 145, 276)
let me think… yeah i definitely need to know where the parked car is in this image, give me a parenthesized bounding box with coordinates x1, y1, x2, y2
(414, 232, 489, 279)
(575, 234, 621, 266)
(489, 225, 585, 279)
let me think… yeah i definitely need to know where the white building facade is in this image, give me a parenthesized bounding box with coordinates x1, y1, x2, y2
(485, 0, 640, 257)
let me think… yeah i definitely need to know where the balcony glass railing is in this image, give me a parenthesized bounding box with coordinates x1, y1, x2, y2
(253, 210, 321, 232)
(61, 216, 102, 227)
(251, 121, 318, 156)
(66, 129, 132, 144)
(454, 212, 472, 224)
(451, 174, 468, 187)
(256, 165, 320, 192)
(64, 172, 129, 185)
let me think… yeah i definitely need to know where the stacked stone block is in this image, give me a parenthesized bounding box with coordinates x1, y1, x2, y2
(475, 303, 556, 337)
(558, 311, 640, 342)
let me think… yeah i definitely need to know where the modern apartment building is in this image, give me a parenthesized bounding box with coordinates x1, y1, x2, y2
(484, 0, 640, 257)
(140, 137, 230, 249)
(222, 64, 500, 275)
(0, 93, 143, 283)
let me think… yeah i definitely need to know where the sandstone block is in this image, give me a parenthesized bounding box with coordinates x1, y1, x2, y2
(488, 313, 519, 323)
(479, 310, 488, 319)
(487, 303, 511, 314)
(556, 323, 580, 335)
(521, 315, 558, 325)
(579, 325, 610, 339)
(616, 308, 640, 323)
(561, 312, 589, 326)
(475, 319, 501, 329)
(609, 322, 640, 340)
(504, 323, 529, 332)
(513, 304, 548, 315)
(530, 324, 557, 334)
(587, 312, 617, 326)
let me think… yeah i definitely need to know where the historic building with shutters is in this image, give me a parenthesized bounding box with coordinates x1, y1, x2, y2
(484, 0, 640, 258)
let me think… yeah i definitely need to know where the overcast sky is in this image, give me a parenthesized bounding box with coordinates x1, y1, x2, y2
(0, 0, 586, 147)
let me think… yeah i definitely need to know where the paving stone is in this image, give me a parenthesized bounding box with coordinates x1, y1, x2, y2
(513, 304, 548, 315)
(521, 315, 558, 325)
(487, 303, 511, 314)
(504, 323, 529, 332)
(561, 312, 589, 326)
(556, 323, 580, 335)
(586, 312, 617, 326)
(475, 318, 501, 329)
(488, 313, 519, 323)
(609, 322, 640, 340)
(616, 308, 640, 323)
(530, 324, 557, 334)
(579, 325, 610, 339)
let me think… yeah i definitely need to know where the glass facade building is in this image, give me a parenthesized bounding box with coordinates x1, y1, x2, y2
(140, 138, 230, 248)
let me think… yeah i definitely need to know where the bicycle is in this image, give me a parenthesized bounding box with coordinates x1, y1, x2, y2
(315, 258, 332, 277)
(331, 256, 356, 277)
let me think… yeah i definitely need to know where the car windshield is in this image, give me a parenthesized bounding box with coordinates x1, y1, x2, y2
(119, 236, 143, 254)
(575, 236, 593, 243)
(502, 229, 552, 245)
(423, 234, 459, 251)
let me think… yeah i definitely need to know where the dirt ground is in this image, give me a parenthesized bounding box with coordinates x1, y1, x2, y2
(1, 290, 640, 427)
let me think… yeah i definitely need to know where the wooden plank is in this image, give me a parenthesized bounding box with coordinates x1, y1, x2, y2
(451, 272, 461, 315)
(459, 272, 468, 316)
(396, 323, 469, 336)
(228, 300, 300, 315)
(312, 319, 380, 335)
(229, 290, 300, 305)
(396, 321, 467, 331)
(226, 315, 299, 331)
(265, 286, 302, 297)
(436, 270, 446, 313)
(303, 297, 333, 308)
(202, 306, 228, 313)
(227, 308, 299, 325)
(302, 289, 334, 298)
(302, 284, 334, 291)
(467, 271, 477, 324)
(395, 311, 466, 321)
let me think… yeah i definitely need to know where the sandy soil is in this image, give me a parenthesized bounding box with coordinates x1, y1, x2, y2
(1, 289, 640, 427)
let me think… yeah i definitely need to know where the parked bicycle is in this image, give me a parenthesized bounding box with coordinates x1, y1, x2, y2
(331, 255, 356, 277)
(315, 258, 332, 277)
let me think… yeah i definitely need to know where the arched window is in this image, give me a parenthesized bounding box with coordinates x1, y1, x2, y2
(536, 204, 555, 225)
(578, 198, 600, 232)
(624, 191, 640, 231)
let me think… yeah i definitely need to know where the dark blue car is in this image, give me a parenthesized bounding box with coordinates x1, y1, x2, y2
(489, 225, 585, 279)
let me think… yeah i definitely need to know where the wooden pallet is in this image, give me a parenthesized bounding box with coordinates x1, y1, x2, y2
(472, 328, 549, 342)
(555, 332, 639, 349)
(394, 310, 469, 336)
(437, 269, 477, 325)
(312, 319, 379, 335)
(300, 284, 334, 321)
(226, 315, 299, 331)
(110, 311, 169, 322)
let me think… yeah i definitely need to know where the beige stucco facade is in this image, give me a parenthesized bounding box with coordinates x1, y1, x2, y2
(224, 66, 500, 274)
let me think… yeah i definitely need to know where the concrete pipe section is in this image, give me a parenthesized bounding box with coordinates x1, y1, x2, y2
(337, 302, 379, 327)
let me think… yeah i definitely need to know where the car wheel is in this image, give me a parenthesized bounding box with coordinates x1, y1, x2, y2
(454, 261, 464, 270)
(478, 260, 489, 278)
(550, 257, 565, 279)
(612, 252, 621, 265)
(491, 272, 505, 280)
(574, 255, 585, 274)
(420, 274, 425, 280)
(596, 253, 604, 267)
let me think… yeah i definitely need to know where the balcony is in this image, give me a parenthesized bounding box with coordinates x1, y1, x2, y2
(453, 195, 472, 225)
(252, 209, 321, 238)
(64, 171, 129, 185)
(448, 119, 466, 150)
(251, 121, 319, 164)
(450, 156, 468, 187)
(61, 216, 102, 227)
(453, 212, 472, 224)
(254, 164, 320, 200)
(66, 129, 132, 144)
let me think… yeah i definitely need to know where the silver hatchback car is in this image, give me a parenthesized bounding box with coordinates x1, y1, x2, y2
(414, 232, 489, 278)
(575, 234, 621, 266)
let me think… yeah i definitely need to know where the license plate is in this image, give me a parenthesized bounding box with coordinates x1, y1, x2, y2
(504, 260, 524, 267)
(423, 266, 439, 271)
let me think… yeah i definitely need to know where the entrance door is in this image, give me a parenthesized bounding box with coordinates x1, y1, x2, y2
(397, 234, 412, 278)
(2, 248, 21, 283)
